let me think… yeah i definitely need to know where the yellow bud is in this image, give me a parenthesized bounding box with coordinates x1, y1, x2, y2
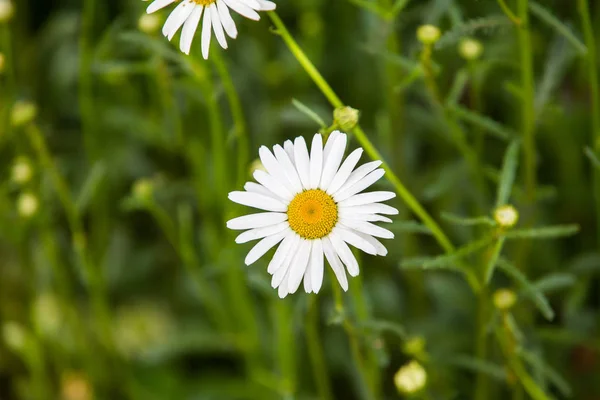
(11, 101, 37, 128)
(61, 372, 93, 400)
(249, 158, 267, 176)
(459, 38, 484, 61)
(494, 204, 519, 228)
(417, 25, 441, 45)
(11, 156, 33, 184)
(394, 360, 427, 394)
(133, 178, 153, 201)
(138, 14, 161, 35)
(2, 321, 26, 352)
(17, 192, 39, 218)
(403, 336, 426, 356)
(0, 0, 14, 23)
(493, 288, 517, 311)
(333, 106, 360, 132)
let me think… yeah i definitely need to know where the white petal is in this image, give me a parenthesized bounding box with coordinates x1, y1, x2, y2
(310, 239, 324, 293)
(334, 226, 377, 255)
(227, 212, 287, 230)
(237, 0, 262, 10)
(322, 237, 348, 291)
(235, 222, 288, 243)
(254, 170, 293, 202)
(216, 0, 238, 38)
(319, 134, 347, 190)
(293, 136, 311, 190)
(339, 212, 393, 223)
(322, 130, 342, 160)
(210, 4, 228, 49)
(278, 272, 290, 298)
(272, 236, 298, 287)
(339, 191, 396, 207)
(332, 160, 382, 196)
(309, 134, 323, 189)
(341, 203, 399, 215)
(244, 231, 286, 265)
(342, 220, 394, 239)
(273, 145, 304, 194)
(284, 140, 295, 166)
(303, 260, 313, 293)
(163, 1, 195, 40)
(326, 148, 363, 195)
(353, 231, 388, 256)
(329, 230, 360, 277)
(201, 5, 212, 59)
(179, 5, 203, 54)
(334, 169, 385, 202)
(259, 146, 297, 194)
(244, 181, 281, 199)
(288, 240, 311, 293)
(257, 0, 276, 10)
(147, 0, 176, 14)
(222, 0, 260, 20)
(268, 232, 296, 274)
(228, 191, 287, 212)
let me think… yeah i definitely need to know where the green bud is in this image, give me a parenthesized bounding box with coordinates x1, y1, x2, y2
(459, 38, 484, 61)
(133, 178, 153, 201)
(403, 336, 426, 356)
(249, 158, 267, 176)
(493, 288, 517, 311)
(333, 106, 359, 131)
(11, 156, 33, 184)
(417, 25, 441, 45)
(0, 0, 14, 23)
(394, 360, 427, 394)
(2, 321, 26, 352)
(494, 204, 519, 228)
(17, 192, 39, 218)
(138, 13, 161, 35)
(11, 101, 37, 128)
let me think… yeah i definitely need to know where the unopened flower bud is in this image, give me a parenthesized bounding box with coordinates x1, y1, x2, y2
(417, 25, 441, 45)
(17, 192, 39, 218)
(11, 101, 37, 128)
(494, 288, 517, 311)
(61, 372, 93, 400)
(132, 178, 153, 201)
(459, 38, 483, 61)
(2, 321, 26, 352)
(403, 336, 426, 356)
(334, 106, 359, 132)
(494, 204, 519, 228)
(394, 360, 427, 394)
(249, 158, 267, 176)
(11, 157, 33, 184)
(0, 0, 14, 23)
(138, 14, 161, 35)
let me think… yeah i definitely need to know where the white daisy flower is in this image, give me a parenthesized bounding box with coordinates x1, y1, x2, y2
(227, 131, 398, 298)
(145, 0, 276, 59)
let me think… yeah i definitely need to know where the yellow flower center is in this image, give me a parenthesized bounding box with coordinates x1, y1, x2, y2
(191, 0, 217, 5)
(287, 189, 338, 240)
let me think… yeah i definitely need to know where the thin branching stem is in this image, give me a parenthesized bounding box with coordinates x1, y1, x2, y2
(497, 0, 522, 25)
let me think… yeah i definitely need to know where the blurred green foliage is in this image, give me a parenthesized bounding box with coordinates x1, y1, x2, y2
(1, 0, 600, 399)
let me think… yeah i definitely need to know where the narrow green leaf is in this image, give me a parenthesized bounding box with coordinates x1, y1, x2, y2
(447, 355, 507, 381)
(504, 225, 580, 240)
(401, 236, 494, 270)
(440, 211, 496, 227)
(394, 67, 425, 93)
(496, 140, 520, 207)
(291, 98, 326, 128)
(390, 0, 411, 17)
(535, 37, 576, 116)
(529, 2, 587, 54)
(347, 0, 389, 18)
(445, 69, 469, 106)
(388, 221, 432, 235)
(435, 15, 512, 50)
(518, 349, 572, 397)
(75, 162, 107, 213)
(532, 273, 576, 293)
(497, 258, 554, 320)
(358, 320, 407, 339)
(449, 105, 515, 141)
(584, 146, 600, 169)
(569, 252, 600, 274)
(484, 236, 505, 284)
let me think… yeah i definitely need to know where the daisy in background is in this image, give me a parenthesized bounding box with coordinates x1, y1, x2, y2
(145, 0, 275, 59)
(227, 131, 398, 298)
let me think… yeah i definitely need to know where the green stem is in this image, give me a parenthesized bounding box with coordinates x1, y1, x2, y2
(79, 0, 98, 160)
(473, 287, 490, 400)
(497, 0, 522, 25)
(517, 0, 536, 203)
(306, 297, 334, 400)
(267, 11, 454, 255)
(212, 50, 250, 187)
(274, 300, 295, 397)
(578, 0, 600, 248)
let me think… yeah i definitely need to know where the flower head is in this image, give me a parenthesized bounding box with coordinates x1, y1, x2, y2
(417, 24, 441, 45)
(459, 38, 483, 61)
(494, 204, 518, 228)
(493, 288, 517, 310)
(145, 0, 276, 59)
(394, 360, 427, 394)
(0, 0, 14, 23)
(11, 156, 33, 184)
(227, 131, 398, 298)
(17, 192, 39, 218)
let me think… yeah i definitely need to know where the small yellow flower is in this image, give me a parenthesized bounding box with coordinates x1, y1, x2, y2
(0, 0, 14, 23)
(493, 288, 517, 311)
(417, 25, 441, 45)
(132, 178, 154, 201)
(138, 13, 161, 34)
(11, 157, 33, 184)
(494, 204, 519, 228)
(459, 38, 483, 61)
(403, 336, 426, 357)
(61, 372, 93, 400)
(17, 192, 39, 218)
(249, 158, 267, 176)
(2, 321, 26, 352)
(394, 360, 427, 394)
(11, 101, 37, 128)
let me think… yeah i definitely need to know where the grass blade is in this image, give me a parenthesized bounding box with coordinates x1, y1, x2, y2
(435, 15, 512, 49)
(504, 225, 580, 240)
(440, 212, 496, 227)
(529, 2, 587, 54)
(496, 140, 520, 207)
(518, 349, 572, 397)
(75, 162, 107, 214)
(401, 236, 494, 270)
(291, 98, 327, 128)
(449, 105, 515, 141)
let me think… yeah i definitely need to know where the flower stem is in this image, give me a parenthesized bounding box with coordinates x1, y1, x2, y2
(79, 0, 98, 160)
(497, 0, 521, 25)
(578, 0, 600, 248)
(306, 297, 334, 400)
(267, 11, 454, 255)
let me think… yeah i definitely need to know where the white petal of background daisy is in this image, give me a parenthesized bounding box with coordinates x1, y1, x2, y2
(227, 131, 398, 298)
(145, 0, 276, 59)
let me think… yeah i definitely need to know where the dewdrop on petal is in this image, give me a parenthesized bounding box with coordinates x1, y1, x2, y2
(17, 192, 39, 218)
(494, 204, 519, 228)
(0, 0, 14, 23)
(138, 13, 161, 34)
(334, 106, 359, 132)
(417, 24, 441, 45)
(394, 360, 427, 395)
(494, 288, 517, 311)
(11, 157, 33, 184)
(459, 38, 483, 61)
(10, 101, 37, 128)
(2, 321, 26, 352)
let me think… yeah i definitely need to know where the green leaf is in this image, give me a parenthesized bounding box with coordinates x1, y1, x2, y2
(535, 37, 576, 116)
(584, 146, 600, 169)
(532, 273, 576, 293)
(75, 162, 107, 214)
(484, 236, 505, 284)
(504, 225, 580, 240)
(496, 140, 520, 207)
(529, 2, 587, 55)
(358, 320, 407, 339)
(445, 69, 469, 106)
(449, 105, 515, 141)
(388, 220, 432, 235)
(435, 15, 512, 50)
(440, 212, 496, 227)
(401, 236, 494, 270)
(569, 252, 600, 274)
(291, 98, 327, 128)
(518, 348, 572, 397)
(447, 355, 507, 381)
(497, 258, 554, 320)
